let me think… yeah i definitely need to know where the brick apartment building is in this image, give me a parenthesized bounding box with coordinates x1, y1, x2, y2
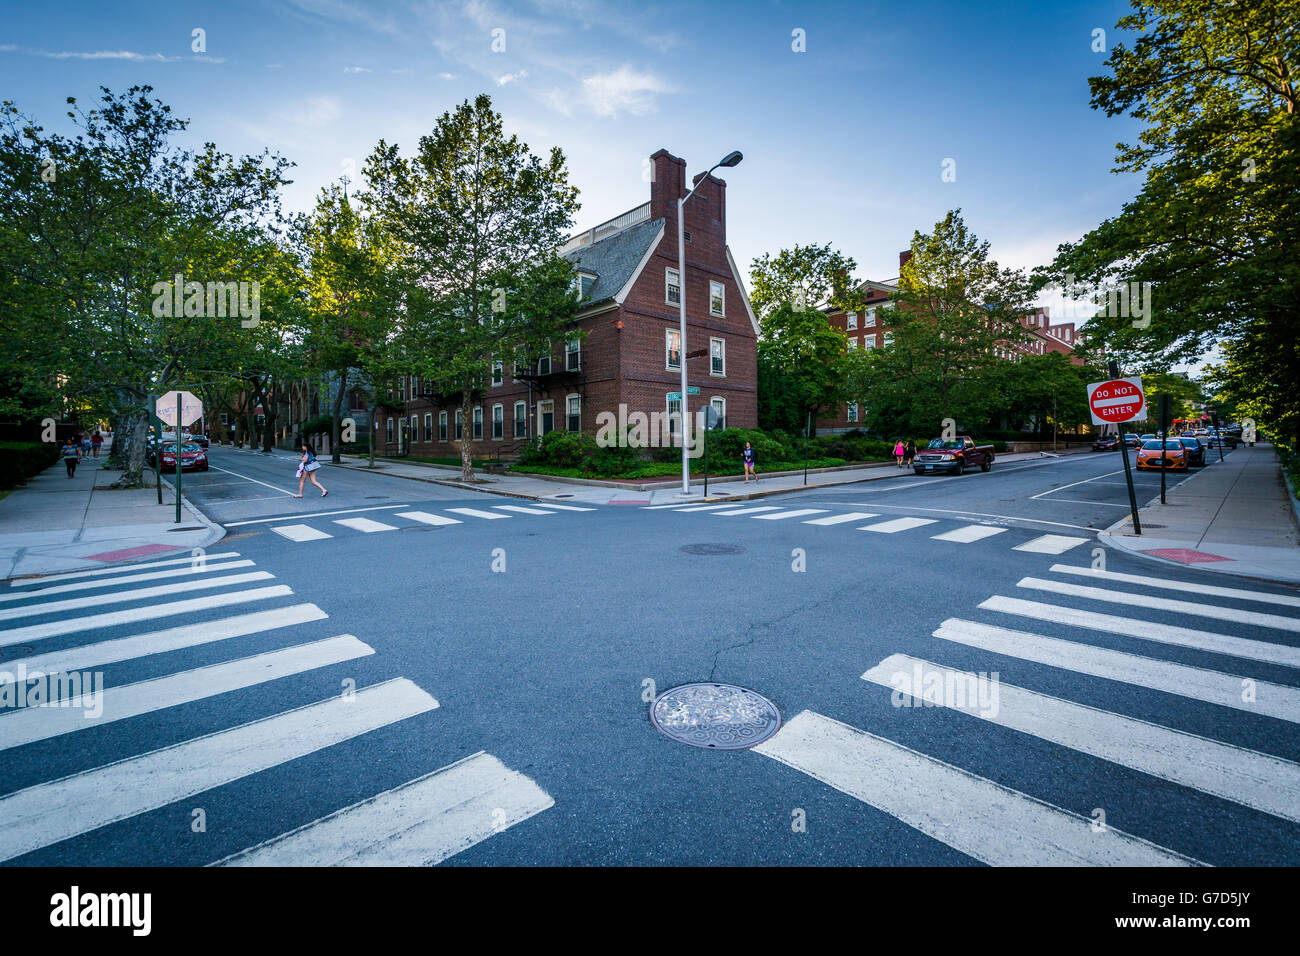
(817, 251, 1086, 433)
(374, 148, 759, 458)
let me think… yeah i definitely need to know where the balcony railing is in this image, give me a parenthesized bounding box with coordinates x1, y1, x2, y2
(559, 202, 651, 254)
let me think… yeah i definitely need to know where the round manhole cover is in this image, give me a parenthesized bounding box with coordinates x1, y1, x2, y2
(680, 543, 746, 555)
(650, 683, 781, 749)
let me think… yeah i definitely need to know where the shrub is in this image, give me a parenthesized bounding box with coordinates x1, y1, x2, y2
(516, 430, 600, 469)
(706, 428, 788, 464)
(0, 441, 60, 489)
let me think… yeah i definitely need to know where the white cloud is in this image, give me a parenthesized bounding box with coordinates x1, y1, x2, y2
(298, 96, 343, 128)
(344, 66, 372, 73)
(580, 66, 672, 117)
(436, 72, 457, 80)
(0, 44, 176, 62)
(497, 69, 529, 86)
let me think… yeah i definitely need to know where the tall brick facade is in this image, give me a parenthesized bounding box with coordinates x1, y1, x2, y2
(376, 148, 758, 458)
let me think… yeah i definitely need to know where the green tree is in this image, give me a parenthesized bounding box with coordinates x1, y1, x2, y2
(1039, 0, 1299, 447)
(363, 95, 581, 480)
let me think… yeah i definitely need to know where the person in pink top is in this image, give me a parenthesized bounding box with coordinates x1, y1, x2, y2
(894, 439, 905, 467)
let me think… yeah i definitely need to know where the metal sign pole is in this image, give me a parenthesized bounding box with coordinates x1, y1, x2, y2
(1159, 393, 1170, 505)
(151, 395, 162, 504)
(1109, 361, 1142, 535)
(175, 393, 183, 523)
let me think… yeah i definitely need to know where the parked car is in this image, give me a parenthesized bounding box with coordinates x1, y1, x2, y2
(1136, 439, 1188, 471)
(1178, 436, 1206, 466)
(1092, 436, 1119, 452)
(159, 442, 209, 472)
(913, 436, 996, 475)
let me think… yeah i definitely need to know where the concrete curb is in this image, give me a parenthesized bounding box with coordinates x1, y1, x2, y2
(159, 475, 229, 548)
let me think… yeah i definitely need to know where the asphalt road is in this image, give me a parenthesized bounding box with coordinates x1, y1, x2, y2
(3, 445, 1297, 866)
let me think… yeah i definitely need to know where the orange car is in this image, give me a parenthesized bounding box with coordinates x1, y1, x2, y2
(1136, 439, 1188, 470)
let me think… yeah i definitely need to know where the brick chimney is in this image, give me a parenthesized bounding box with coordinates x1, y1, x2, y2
(649, 149, 686, 227)
(899, 250, 913, 271)
(690, 168, 727, 247)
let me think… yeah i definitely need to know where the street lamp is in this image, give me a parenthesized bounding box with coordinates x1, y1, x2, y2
(677, 149, 742, 495)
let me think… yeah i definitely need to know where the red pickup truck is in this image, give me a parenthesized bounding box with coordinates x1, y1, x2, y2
(912, 436, 995, 475)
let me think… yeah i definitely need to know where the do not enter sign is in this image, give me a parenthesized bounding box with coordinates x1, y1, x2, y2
(1087, 377, 1145, 426)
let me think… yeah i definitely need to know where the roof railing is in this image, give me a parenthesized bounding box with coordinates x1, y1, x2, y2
(559, 202, 652, 254)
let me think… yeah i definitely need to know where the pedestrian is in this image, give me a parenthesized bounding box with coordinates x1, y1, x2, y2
(295, 443, 328, 498)
(894, 439, 905, 467)
(79, 433, 91, 456)
(905, 439, 916, 466)
(61, 437, 80, 478)
(742, 441, 757, 484)
(91, 430, 103, 458)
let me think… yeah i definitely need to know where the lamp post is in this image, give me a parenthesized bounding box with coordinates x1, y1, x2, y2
(677, 149, 742, 495)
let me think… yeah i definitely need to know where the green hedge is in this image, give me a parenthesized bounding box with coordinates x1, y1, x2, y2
(0, 441, 60, 489)
(511, 456, 847, 481)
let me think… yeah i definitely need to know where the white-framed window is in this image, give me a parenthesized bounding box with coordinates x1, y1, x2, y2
(566, 336, 581, 372)
(220, 412, 230, 425)
(385, 417, 394, 443)
(408, 377, 417, 400)
(863, 335, 875, 349)
(666, 268, 680, 305)
(847, 403, 858, 423)
(667, 396, 682, 436)
(438, 410, 448, 441)
(537, 344, 551, 376)
(491, 359, 503, 387)
(454, 409, 463, 440)
(492, 403, 504, 439)
(566, 394, 581, 432)
(710, 337, 725, 376)
(666, 329, 681, 370)
(846, 311, 858, 330)
(864, 307, 877, 328)
(472, 406, 483, 440)
(847, 337, 858, 350)
(709, 281, 724, 316)
(513, 401, 527, 438)
(883, 332, 894, 347)
(423, 412, 432, 442)
(710, 396, 726, 430)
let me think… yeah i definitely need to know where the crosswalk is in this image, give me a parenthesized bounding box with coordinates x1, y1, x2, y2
(263, 501, 596, 543)
(645, 502, 1091, 555)
(750, 559, 1300, 865)
(0, 550, 552, 864)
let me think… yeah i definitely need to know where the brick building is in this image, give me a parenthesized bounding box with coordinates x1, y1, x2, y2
(375, 148, 759, 458)
(817, 251, 1086, 433)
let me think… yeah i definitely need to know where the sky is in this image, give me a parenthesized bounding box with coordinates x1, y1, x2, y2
(2, 0, 1150, 323)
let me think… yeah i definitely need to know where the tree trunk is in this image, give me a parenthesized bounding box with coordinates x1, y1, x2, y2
(110, 411, 150, 489)
(460, 389, 473, 481)
(261, 385, 277, 454)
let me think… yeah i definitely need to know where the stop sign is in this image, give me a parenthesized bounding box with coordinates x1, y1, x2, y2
(1087, 377, 1145, 426)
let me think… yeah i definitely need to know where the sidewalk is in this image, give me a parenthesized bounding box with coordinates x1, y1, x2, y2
(0, 445, 225, 580)
(1099, 443, 1300, 584)
(319, 444, 1094, 505)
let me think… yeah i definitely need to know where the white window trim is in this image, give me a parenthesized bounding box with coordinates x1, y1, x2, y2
(491, 359, 503, 386)
(864, 307, 877, 328)
(666, 396, 682, 436)
(566, 336, 581, 372)
(846, 311, 858, 330)
(566, 393, 581, 433)
(710, 396, 726, 430)
(847, 337, 858, 350)
(538, 399, 554, 436)
(438, 410, 448, 441)
(513, 401, 527, 438)
(666, 267, 680, 305)
(472, 405, 483, 440)
(847, 403, 858, 423)
(709, 280, 725, 317)
(423, 412, 432, 442)
(709, 336, 725, 376)
(492, 403, 504, 439)
(665, 328, 681, 370)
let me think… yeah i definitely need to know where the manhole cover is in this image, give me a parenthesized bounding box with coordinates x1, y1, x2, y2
(650, 683, 781, 749)
(680, 543, 746, 555)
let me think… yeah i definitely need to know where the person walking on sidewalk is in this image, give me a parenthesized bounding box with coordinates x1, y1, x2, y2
(61, 438, 81, 478)
(894, 439, 906, 467)
(91, 431, 103, 458)
(295, 443, 328, 498)
(742, 441, 757, 484)
(905, 439, 916, 467)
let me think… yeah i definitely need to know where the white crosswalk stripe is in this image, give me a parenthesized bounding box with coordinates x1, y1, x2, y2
(711, 506, 784, 516)
(395, 511, 463, 526)
(0, 635, 375, 750)
(333, 517, 398, 533)
(0, 571, 274, 623)
(1013, 534, 1090, 554)
(1048, 563, 1300, 608)
(535, 503, 596, 511)
(3, 552, 245, 587)
(1018, 576, 1300, 633)
(980, 594, 1300, 668)
(754, 710, 1198, 866)
(750, 509, 828, 521)
(934, 617, 1300, 722)
(271, 524, 333, 542)
(446, 508, 509, 520)
(931, 524, 1008, 543)
(493, 505, 556, 515)
(0, 679, 438, 864)
(859, 517, 938, 534)
(862, 653, 1300, 824)
(0, 604, 329, 681)
(215, 752, 553, 866)
(802, 512, 879, 525)
(0, 559, 257, 603)
(668, 504, 743, 512)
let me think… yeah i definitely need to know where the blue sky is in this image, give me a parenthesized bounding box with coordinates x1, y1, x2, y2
(3, 0, 1146, 307)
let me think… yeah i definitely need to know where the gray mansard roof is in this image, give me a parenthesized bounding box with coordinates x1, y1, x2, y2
(563, 217, 664, 309)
